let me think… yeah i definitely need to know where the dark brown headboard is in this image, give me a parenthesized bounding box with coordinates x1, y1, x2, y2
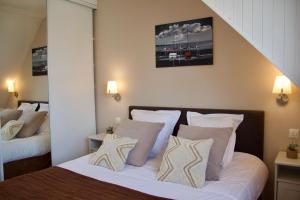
(18, 100, 48, 111)
(129, 106, 264, 160)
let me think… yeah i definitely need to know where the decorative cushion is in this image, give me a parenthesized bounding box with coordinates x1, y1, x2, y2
(36, 115, 50, 135)
(114, 119, 164, 166)
(187, 112, 244, 167)
(89, 134, 137, 171)
(157, 136, 213, 188)
(1, 120, 24, 140)
(16, 111, 47, 138)
(131, 109, 181, 157)
(177, 125, 232, 180)
(0, 109, 23, 128)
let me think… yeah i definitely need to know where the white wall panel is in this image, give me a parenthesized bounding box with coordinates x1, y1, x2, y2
(215, 0, 224, 14)
(224, 0, 234, 22)
(202, 0, 215, 11)
(234, 0, 243, 32)
(284, 0, 296, 81)
(48, 0, 96, 165)
(253, 0, 263, 48)
(242, 0, 253, 40)
(201, 0, 300, 87)
(262, 0, 274, 59)
(68, 0, 97, 9)
(272, 0, 285, 70)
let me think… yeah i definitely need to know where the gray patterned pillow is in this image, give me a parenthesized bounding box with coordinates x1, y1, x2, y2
(157, 136, 213, 188)
(89, 134, 137, 171)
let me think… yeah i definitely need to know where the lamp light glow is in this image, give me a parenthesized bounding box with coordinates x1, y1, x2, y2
(7, 80, 15, 93)
(6, 80, 18, 98)
(272, 76, 292, 94)
(107, 81, 121, 101)
(107, 81, 118, 94)
(272, 76, 292, 105)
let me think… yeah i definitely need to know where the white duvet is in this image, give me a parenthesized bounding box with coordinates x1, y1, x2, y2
(60, 152, 268, 200)
(1, 133, 51, 163)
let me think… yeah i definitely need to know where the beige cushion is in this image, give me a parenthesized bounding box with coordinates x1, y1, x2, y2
(0, 109, 23, 128)
(157, 136, 213, 188)
(187, 112, 244, 167)
(89, 134, 137, 171)
(16, 111, 47, 138)
(114, 120, 164, 166)
(36, 115, 50, 135)
(178, 125, 232, 180)
(1, 120, 24, 140)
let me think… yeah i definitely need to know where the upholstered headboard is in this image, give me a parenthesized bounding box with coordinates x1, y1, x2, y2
(18, 100, 48, 111)
(129, 106, 264, 160)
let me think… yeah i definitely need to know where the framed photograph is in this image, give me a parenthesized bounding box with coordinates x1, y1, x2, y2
(155, 17, 213, 68)
(32, 46, 47, 76)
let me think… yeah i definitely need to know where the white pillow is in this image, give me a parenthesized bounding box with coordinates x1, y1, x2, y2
(39, 103, 49, 112)
(187, 111, 244, 167)
(131, 109, 181, 157)
(17, 103, 38, 112)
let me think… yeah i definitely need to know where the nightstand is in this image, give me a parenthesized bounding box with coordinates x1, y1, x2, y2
(88, 133, 106, 153)
(274, 151, 300, 200)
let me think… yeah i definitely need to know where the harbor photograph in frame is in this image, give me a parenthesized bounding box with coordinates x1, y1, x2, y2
(155, 17, 213, 68)
(32, 46, 47, 76)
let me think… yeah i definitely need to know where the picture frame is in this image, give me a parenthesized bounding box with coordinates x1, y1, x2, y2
(32, 46, 47, 76)
(155, 17, 213, 68)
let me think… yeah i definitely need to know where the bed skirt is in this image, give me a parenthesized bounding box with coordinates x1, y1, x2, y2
(4, 152, 51, 179)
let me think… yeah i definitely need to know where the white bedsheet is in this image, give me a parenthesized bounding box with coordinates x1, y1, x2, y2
(1, 133, 51, 163)
(59, 152, 268, 200)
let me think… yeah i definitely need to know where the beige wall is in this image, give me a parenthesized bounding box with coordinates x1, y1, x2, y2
(0, 9, 43, 108)
(94, 0, 300, 198)
(18, 18, 48, 104)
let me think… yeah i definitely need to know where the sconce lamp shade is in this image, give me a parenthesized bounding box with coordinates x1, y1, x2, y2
(7, 80, 15, 93)
(272, 76, 292, 94)
(106, 80, 121, 101)
(107, 81, 118, 94)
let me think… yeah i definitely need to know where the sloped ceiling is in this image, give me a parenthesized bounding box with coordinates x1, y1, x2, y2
(0, 0, 46, 107)
(202, 0, 300, 88)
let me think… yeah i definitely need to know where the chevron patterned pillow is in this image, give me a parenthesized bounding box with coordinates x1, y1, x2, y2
(157, 136, 213, 188)
(89, 134, 138, 171)
(1, 120, 24, 141)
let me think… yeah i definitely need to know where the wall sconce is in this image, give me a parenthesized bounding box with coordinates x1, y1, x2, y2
(272, 75, 292, 105)
(107, 81, 121, 101)
(7, 80, 18, 98)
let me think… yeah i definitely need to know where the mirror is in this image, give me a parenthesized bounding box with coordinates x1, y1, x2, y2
(0, 0, 50, 180)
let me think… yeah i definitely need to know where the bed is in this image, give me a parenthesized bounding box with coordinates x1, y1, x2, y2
(1, 100, 51, 179)
(0, 106, 267, 200)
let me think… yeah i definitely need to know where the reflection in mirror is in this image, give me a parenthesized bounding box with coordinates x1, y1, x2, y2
(0, 0, 50, 180)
